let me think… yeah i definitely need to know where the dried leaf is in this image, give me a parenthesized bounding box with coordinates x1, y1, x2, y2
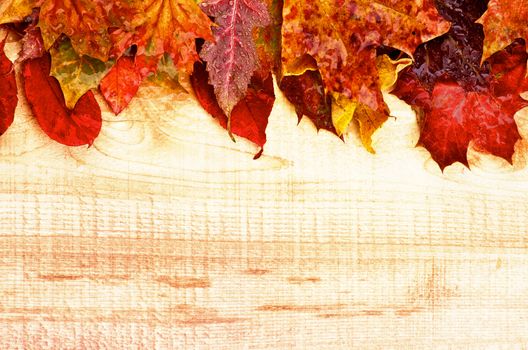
(112, 0, 213, 73)
(50, 38, 114, 109)
(279, 68, 334, 133)
(22, 53, 102, 146)
(199, 0, 271, 116)
(191, 61, 274, 155)
(376, 55, 413, 92)
(38, 0, 118, 61)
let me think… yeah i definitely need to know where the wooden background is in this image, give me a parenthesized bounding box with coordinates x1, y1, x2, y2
(2, 40, 528, 349)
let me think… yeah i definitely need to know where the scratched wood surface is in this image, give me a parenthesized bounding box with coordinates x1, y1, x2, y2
(2, 40, 528, 349)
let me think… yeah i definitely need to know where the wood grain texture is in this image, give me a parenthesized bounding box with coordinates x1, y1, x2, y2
(2, 40, 528, 349)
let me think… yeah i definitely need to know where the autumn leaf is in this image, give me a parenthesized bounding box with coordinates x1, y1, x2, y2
(376, 55, 412, 92)
(418, 80, 524, 169)
(398, 0, 489, 93)
(199, 0, 271, 116)
(331, 94, 356, 137)
(14, 9, 45, 63)
(191, 61, 274, 156)
(38, 0, 120, 61)
(477, 0, 528, 61)
(254, 0, 283, 76)
(279, 68, 334, 133)
(394, 36, 528, 169)
(280, 0, 448, 150)
(391, 0, 528, 168)
(145, 54, 187, 93)
(22, 53, 102, 146)
(99, 55, 142, 115)
(278, 53, 394, 151)
(281, 0, 450, 87)
(111, 0, 213, 74)
(50, 38, 114, 109)
(0, 36, 18, 136)
(0, 0, 41, 25)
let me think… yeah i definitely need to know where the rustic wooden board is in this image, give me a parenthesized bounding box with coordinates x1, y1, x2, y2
(2, 40, 528, 349)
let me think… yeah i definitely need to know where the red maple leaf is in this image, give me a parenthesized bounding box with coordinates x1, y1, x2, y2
(394, 40, 528, 169)
(391, 0, 528, 169)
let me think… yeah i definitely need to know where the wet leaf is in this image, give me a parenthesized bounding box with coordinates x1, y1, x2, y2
(38, 0, 118, 61)
(281, 0, 449, 108)
(331, 94, 356, 137)
(353, 102, 389, 153)
(22, 53, 102, 146)
(376, 55, 413, 92)
(191, 61, 274, 155)
(50, 38, 114, 109)
(254, 0, 283, 76)
(16, 10, 45, 62)
(112, 0, 213, 73)
(279, 68, 334, 133)
(0, 0, 41, 25)
(199, 0, 271, 116)
(280, 0, 448, 150)
(394, 38, 528, 169)
(99, 55, 142, 115)
(477, 0, 528, 61)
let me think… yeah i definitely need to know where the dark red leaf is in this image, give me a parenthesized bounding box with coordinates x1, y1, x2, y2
(394, 40, 528, 169)
(487, 39, 528, 99)
(392, 0, 528, 169)
(99, 56, 142, 115)
(279, 70, 335, 134)
(191, 61, 274, 156)
(22, 54, 102, 146)
(0, 37, 17, 136)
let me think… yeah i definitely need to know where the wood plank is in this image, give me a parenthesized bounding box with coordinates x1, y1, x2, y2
(1, 40, 528, 349)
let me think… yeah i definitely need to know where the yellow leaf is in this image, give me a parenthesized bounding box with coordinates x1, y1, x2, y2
(354, 103, 389, 154)
(332, 93, 389, 153)
(282, 54, 319, 77)
(331, 93, 357, 137)
(376, 55, 412, 92)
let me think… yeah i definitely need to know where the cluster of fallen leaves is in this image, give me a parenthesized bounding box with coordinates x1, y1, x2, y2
(0, 0, 527, 168)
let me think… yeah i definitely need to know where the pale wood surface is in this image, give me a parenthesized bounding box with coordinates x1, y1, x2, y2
(2, 40, 528, 349)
